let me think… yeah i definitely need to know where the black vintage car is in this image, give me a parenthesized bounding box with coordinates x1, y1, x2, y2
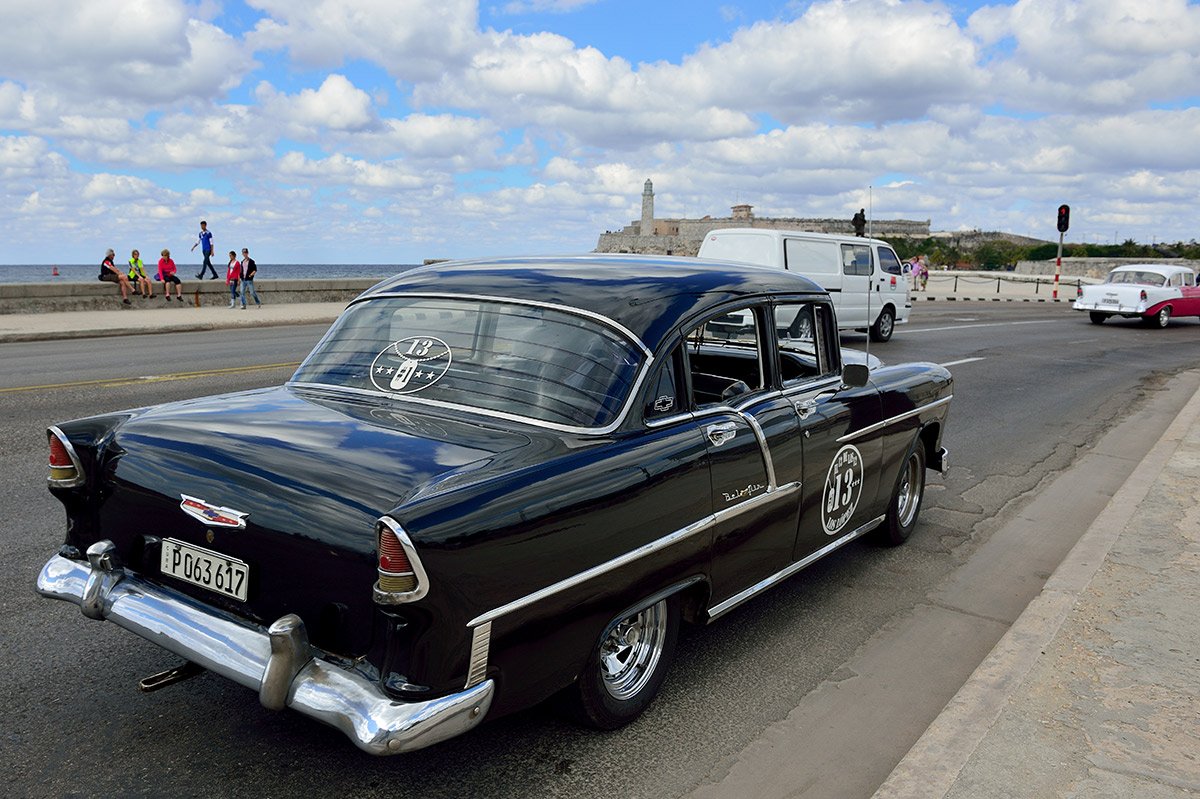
(37, 255, 951, 754)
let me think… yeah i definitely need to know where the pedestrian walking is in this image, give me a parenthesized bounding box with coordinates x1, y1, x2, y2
(128, 249, 153, 298)
(157, 248, 184, 302)
(918, 256, 929, 291)
(226, 250, 243, 308)
(98, 248, 132, 304)
(239, 247, 262, 307)
(191, 220, 217, 279)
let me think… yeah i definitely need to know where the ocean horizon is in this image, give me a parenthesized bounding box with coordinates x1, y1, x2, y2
(0, 263, 421, 284)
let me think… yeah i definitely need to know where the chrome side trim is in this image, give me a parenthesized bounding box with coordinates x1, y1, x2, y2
(466, 481, 802, 629)
(373, 517, 431, 604)
(736, 411, 777, 490)
(36, 549, 493, 755)
(47, 425, 85, 488)
(836, 395, 953, 443)
(705, 514, 885, 621)
(465, 622, 491, 688)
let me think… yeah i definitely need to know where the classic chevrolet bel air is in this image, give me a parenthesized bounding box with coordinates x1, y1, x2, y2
(37, 255, 952, 754)
(1074, 263, 1200, 327)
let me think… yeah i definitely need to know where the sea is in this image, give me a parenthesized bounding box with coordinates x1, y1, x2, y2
(0, 263, 421, 284)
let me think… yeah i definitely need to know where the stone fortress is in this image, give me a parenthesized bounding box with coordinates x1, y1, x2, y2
(594, 179, 1051, 257)
(595, 179, 932, 257)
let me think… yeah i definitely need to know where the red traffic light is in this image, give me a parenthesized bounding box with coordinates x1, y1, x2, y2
(1056, 204, 1070, 233)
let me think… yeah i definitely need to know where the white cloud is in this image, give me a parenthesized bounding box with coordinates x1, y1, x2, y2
(256, 75, 377, 133)
(248, 0, 480, 80)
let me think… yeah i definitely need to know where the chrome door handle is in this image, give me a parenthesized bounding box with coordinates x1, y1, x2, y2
(706, 422, 737, 447)
(796, 399, 817, 420)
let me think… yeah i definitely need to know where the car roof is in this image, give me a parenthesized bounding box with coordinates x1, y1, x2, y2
(358, 254, 828, 351)
(1109, 263, 1195, 277)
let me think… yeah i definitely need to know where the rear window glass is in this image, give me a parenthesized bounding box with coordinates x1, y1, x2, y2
(292, 297, 643, 429)
(1106, 271, 1166, 287)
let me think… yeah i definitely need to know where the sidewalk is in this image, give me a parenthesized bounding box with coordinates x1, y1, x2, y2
(0, 301, 347, 343)
(875, 379, 1200, 798)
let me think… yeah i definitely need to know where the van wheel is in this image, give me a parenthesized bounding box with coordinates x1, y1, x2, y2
(567, 595, 679, 730)
(869, 307, 895, 342)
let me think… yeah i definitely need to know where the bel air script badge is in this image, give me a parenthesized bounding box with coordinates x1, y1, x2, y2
(180, 495, 249, 529)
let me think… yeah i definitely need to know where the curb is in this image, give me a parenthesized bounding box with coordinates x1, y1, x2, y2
(913, 296, 1072, 303)
(872, 375, 1200, 799)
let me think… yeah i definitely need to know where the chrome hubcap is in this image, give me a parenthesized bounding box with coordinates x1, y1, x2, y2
(879, 313, 893, 338)
(600, 600, 668, 700)
(896, 452, 922, 528)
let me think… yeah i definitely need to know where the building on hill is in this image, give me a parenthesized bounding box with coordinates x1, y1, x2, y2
(595, 179, 932, 256)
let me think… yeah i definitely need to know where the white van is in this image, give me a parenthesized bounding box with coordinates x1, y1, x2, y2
(697, 228, 912, 341)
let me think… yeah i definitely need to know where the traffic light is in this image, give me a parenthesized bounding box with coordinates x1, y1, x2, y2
(1056, 204, 1070, 233)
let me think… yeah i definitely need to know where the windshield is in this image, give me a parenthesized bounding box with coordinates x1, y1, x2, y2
(291, 296, 644, 429)
(1106, 270, 1166, 287)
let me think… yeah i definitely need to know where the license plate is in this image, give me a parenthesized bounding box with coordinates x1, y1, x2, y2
(1100, 297, 1119, 305)
(160, 538, 249, 601)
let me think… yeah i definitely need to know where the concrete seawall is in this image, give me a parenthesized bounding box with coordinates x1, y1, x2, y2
(0, 278, 382, 314)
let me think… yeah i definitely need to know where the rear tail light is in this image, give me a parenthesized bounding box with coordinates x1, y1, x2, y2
(373, 518, 429, 603)
(1140, 290, 1148, 302)
(48, 427, 83, 487)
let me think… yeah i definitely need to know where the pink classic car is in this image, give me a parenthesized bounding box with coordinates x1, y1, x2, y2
(1074, 264, 1200, 327)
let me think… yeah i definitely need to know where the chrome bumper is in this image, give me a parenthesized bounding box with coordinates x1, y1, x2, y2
(36, 542, 493, 755)
(931, 446, 949, 473)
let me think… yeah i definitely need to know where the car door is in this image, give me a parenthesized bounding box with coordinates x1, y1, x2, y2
(678, 303, 805, 606)
(774, 300, 885, 561)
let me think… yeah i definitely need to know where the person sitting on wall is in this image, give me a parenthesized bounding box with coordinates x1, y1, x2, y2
(128, 249, 153, 299)
(99, 248, 132, 304)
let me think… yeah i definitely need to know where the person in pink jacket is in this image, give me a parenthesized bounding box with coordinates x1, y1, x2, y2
(157, 249, 184, 302)
(226, 250, 243, 308)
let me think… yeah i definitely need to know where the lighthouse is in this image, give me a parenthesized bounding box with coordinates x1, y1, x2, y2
(641, 179, 655, 236)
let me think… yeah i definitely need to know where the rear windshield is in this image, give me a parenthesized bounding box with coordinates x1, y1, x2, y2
(1106, 270, 1166, 287)
(291, 296, 643, 429)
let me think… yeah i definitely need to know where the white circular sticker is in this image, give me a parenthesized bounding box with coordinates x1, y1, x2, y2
(822, 444, 863, 535)
(370, 336, 452, 395)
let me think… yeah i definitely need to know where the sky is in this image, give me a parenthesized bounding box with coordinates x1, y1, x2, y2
(1, 0, 1197, 264)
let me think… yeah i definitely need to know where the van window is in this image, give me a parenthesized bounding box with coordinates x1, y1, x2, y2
(701, 233, 775, 266)
(878, 247, 904, 275)
(785, 238, 840, 274)
(841, 244, 873, 276)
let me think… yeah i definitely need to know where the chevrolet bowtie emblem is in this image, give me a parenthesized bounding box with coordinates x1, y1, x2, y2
(179, 494, 249, 529)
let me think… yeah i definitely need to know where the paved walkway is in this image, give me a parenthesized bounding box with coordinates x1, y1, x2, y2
(876, 379, 1200, 798)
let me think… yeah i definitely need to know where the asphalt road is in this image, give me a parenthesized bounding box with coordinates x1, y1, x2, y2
(2, 306, 1197, 798)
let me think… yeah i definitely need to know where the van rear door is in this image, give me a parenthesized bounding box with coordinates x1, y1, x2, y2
(838, 241, 874, 328)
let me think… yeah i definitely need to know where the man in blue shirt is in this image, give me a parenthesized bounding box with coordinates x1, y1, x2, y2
(191, 220, 217, 278)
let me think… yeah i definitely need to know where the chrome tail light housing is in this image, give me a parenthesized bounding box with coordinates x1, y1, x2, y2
(48, 426, 84, 488)
(373, 517, 429, 604)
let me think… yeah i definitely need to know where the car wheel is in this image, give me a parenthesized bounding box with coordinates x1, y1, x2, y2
(877, 440, 926, 546)
(569, 595, 680, 730)
(1149, 306, 1171, 328)
(869, 307, 895, 342)
(1089, 312, 1108, 325)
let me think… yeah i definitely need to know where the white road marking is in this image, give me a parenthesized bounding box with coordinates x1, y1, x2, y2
(940, 357, 986, 368)
(905, 319, 1059, 334)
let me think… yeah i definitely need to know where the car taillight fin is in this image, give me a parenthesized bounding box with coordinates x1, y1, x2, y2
(48, 427, 83, 487)
(373, 518, 429, 603)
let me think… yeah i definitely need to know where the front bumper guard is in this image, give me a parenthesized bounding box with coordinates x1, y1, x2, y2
(36, 542, 493, 755)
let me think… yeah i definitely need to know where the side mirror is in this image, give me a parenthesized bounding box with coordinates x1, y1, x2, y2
(841, 363, 869, 389)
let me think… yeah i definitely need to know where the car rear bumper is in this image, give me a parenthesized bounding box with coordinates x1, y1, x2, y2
(36, 542, 493, 755)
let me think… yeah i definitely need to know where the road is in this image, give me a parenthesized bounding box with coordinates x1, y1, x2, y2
(2, 306, 1197, 798)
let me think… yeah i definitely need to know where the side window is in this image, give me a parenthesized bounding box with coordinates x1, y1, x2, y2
(1169, 272, 1183, 288)
(645, 348, 683, 420)
(840, 243, 873, 276)
(775, 302, 837, 385)
(878, 247, 903, 275)
(684, 307, 764, 408)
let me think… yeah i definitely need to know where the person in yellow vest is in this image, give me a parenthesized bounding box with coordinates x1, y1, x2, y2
(128, 249, 153, 299)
